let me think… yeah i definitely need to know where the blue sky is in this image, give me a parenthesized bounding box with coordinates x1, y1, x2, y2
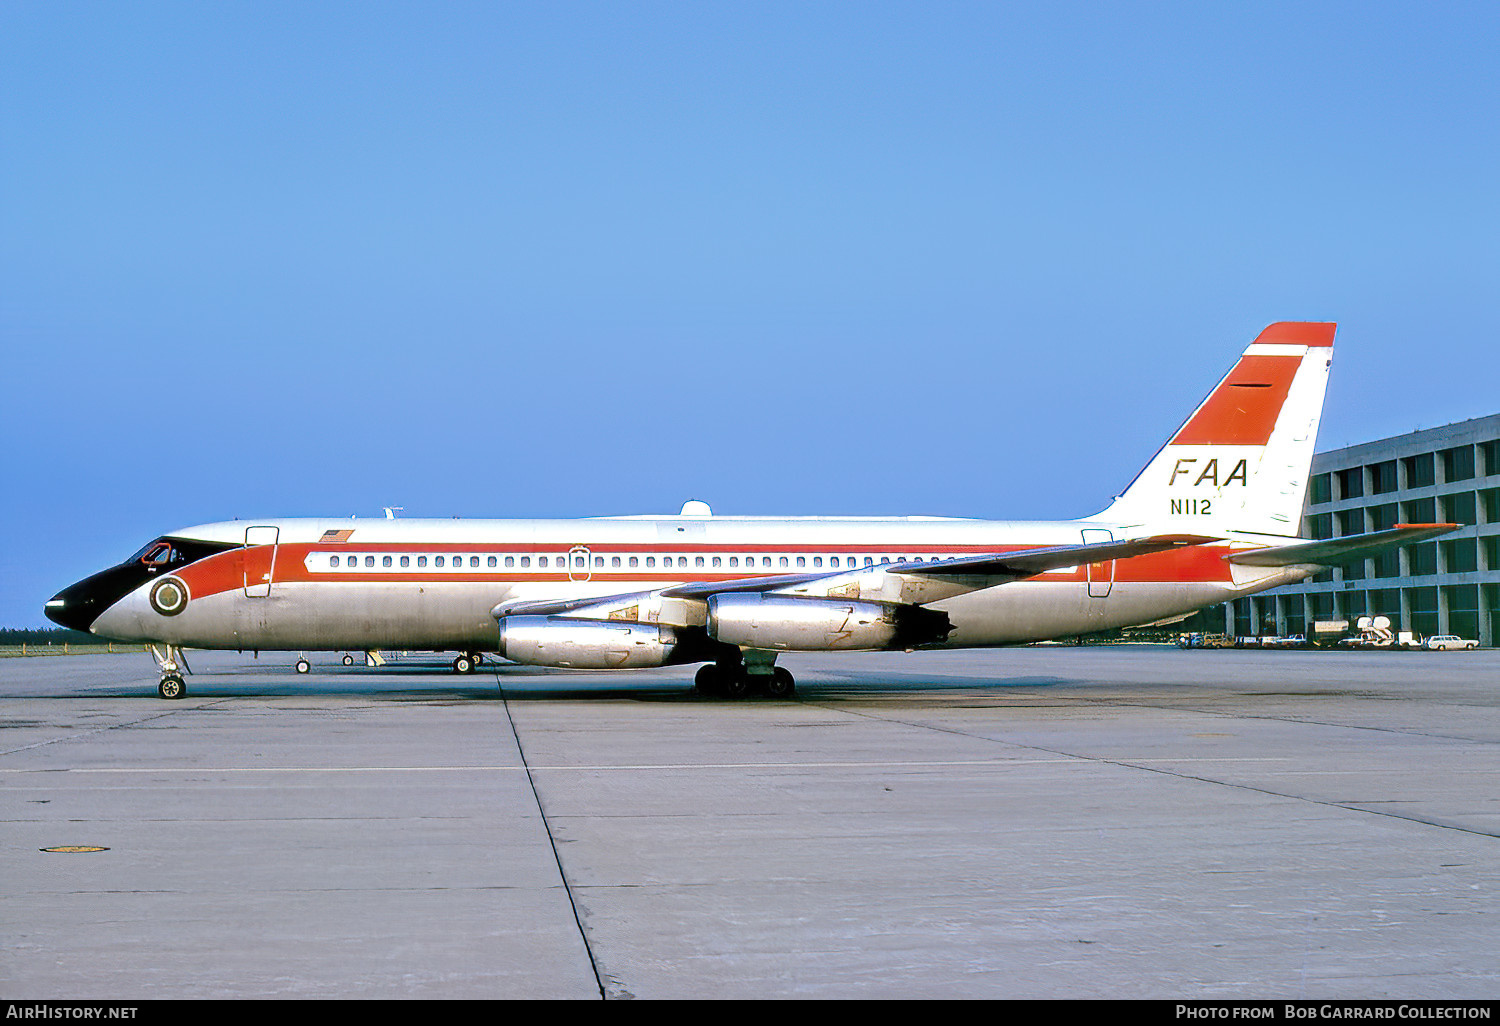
(3, 1, 1497, 626)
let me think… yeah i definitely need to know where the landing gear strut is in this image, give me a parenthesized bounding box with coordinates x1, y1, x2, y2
(150, 644, 190, 700)
(694, 656, 796, 699)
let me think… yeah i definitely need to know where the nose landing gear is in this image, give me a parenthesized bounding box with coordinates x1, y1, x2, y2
(150, 644, 191, 700)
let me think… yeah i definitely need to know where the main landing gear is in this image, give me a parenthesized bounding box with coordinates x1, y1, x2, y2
(453, 652, 484, 674)
(694, 659, 796, 699)
(150, 644, 190, 700)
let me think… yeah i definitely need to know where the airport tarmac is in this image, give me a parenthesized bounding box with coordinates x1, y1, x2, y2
(2, 645, 1498, 1000)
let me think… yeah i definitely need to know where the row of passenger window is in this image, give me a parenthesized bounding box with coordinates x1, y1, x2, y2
(320, 552, 951, 571)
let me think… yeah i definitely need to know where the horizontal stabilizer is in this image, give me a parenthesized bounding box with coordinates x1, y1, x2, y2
(1226, 524, 1459, 567)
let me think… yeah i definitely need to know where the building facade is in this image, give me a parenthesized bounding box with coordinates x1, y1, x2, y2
(1206, 413, 1500, 646)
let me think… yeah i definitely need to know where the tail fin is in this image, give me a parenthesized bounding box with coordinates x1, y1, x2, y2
(1095, 321, 1335, 537)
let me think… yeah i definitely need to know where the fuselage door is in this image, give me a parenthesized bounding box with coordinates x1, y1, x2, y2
(567, 545, 592, 583)
(1081, 527, 1114, 599)
(243, 526, 280, 598)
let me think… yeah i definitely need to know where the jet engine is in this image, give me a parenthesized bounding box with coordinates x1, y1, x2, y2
(706, 594, 949, 652)
(497, 616, 679, 669)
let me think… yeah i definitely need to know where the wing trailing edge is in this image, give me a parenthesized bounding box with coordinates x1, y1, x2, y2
(887, 534, 1218, 579)
(1225, 524, 1459, 567)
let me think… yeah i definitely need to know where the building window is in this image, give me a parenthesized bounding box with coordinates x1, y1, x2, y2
(1444, 585, 1480, 640)
(1308, 473, 1332, 505)
(1307, 513, 1332, 540)
(1441, 445, 1476, 483)
(1403, 452, 1435, 489)
(1404, 497, 1436, 523)
(1442, 538, 1478, 574)
(1370, 461, 1398, 494)
(1372, 549, 1399, 578)
(1443, 492, 1477, 524)
(1481, 488, 1500, 523)
(1407, 543, 1438, 576)
(1336, 467, 1364, 500)
(1336, 509, 1364, 536)
(1481, 439, 1500, 477)
(1368, 503, 1398, 532)
(1407, 586, 1439, 637)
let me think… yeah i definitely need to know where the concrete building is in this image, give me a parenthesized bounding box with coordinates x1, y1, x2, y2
(1205, 413, 1500, 646)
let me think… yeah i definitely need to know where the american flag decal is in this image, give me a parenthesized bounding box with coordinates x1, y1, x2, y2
(320, 529, 354, 543)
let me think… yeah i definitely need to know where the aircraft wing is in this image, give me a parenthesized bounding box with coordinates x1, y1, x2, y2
(1225, 524, 1459, 567)
(492, 534, 1217, 624)
(882, 534, 1216, 579)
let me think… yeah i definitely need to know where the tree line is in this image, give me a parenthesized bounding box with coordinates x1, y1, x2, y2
(0, 627, 106, 646)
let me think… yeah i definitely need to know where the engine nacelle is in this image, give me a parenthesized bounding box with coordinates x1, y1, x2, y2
(706, 594, 947, 652)
(497, 616, 678, 669)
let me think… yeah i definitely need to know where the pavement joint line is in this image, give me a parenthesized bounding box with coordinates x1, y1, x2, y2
(495, 671, 608, 1001)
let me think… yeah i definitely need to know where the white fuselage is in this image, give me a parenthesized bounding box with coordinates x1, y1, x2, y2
(86, 515, 1298, 653)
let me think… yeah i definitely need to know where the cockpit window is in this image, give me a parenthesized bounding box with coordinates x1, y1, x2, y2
(124, 536, 237, 569)
(130, 541, 176, 566)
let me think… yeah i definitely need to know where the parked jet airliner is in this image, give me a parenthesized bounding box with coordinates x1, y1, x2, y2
(47, 322, 1455, 699)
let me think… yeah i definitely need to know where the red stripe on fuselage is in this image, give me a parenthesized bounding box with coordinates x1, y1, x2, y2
(170, 540, 1237, 603)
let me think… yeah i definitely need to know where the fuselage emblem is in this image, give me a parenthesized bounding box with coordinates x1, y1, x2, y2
(150, 577, 190, 616)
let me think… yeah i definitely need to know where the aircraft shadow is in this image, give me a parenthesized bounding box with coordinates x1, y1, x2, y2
(36, 667, 1082, 703)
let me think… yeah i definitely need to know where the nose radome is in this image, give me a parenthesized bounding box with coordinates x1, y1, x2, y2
(44, 588, 98, 632)
(44, 562, 155, 635)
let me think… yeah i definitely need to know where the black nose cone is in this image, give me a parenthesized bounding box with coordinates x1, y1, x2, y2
(45, 563, 153, 633)
(45, 586, 100, 632)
